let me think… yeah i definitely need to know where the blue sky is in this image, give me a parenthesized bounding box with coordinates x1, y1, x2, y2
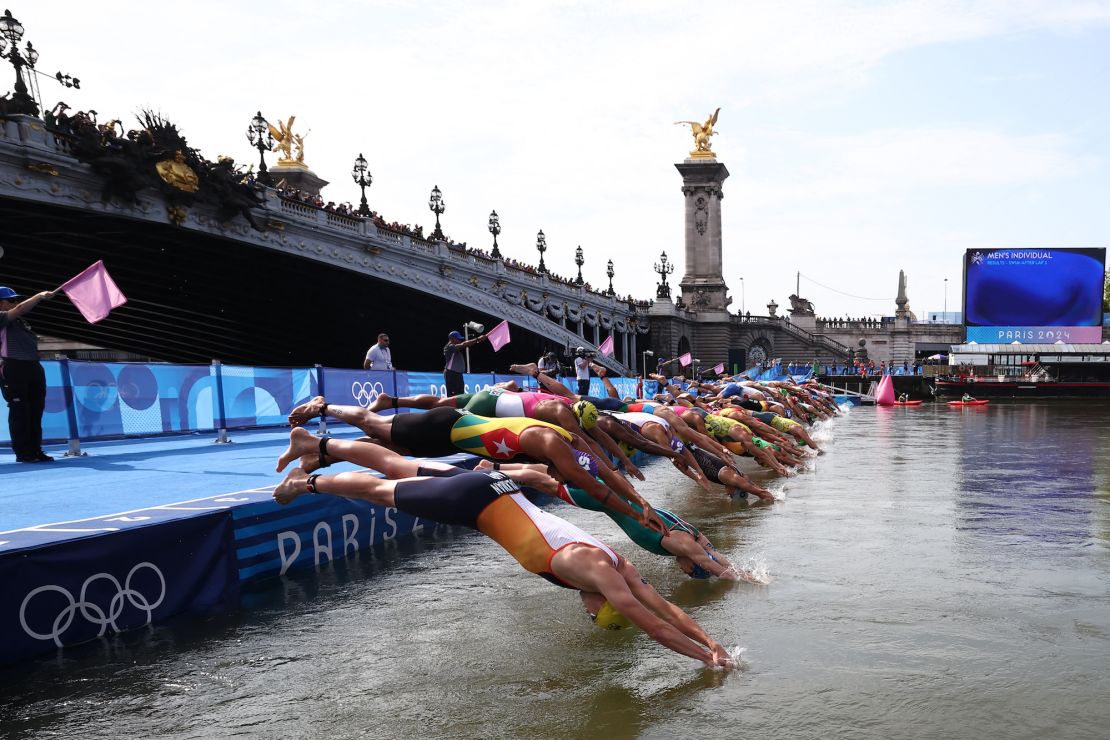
(18, 1, 1110, 318)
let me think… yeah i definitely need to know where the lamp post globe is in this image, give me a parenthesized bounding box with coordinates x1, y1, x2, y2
(0, 9, 39, 116)
(246, 111, 274, 185)
(536, 230, 547, 273)
(488, 210, 501, 259)
(351, 153, 372, 217)
(574, 245, 584, 285)
(428, 185, 446, 241)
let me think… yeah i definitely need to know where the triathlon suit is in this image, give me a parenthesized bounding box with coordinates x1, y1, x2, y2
(556, 484, 698, 557)
(581, 395, 627, 412)
(623, 402, 656, 414)
(611, 411, 685, 453)
(720, 383, 743, 399)
(461, 388, 571, 418)
(450, 411, 573, 460)
(686, 444, 728, 485)
(393, 468, 618, 587)
(390, 407, 573, 459)
(753, 410, 802, 434)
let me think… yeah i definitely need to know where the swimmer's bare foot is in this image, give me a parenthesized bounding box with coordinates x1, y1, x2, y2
(274, 467, 310, 505)
(474, 459, 494, 470)
(299, 452, 322, 473)
(510, 362, 539, 378)
(276, 426, 317, 472)
(366, 391, 392, 413)
(289, 395, 327, 427)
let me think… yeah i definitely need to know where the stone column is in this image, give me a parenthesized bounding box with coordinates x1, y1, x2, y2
(675, 160, 730, 312)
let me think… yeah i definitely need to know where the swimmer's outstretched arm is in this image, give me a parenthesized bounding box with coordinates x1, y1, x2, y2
(560, 551, 732, 669)
(586, 424, 645, 480)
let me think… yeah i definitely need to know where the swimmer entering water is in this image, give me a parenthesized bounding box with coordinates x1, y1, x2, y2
(273, 430, 735, 670)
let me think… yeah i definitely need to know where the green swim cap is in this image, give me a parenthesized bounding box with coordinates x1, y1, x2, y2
(572, 400, 599, 431)
(593, 600, 634, 630)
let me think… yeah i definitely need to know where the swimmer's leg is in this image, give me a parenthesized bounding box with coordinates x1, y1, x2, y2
(273, 467, 397, 506)
(368, 392, 456, 413)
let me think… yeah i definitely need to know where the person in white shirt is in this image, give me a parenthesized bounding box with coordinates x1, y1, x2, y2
(363, 333, 393, 370)
(574, 347, 592, 395)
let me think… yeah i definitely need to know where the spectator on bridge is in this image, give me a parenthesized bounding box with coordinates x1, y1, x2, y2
(444, 330, 488, 396)
(0, 286, 57, 463)
(364, 333, 393, 371)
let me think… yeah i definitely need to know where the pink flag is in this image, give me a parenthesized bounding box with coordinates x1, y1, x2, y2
(61, 260, 127, 323)
(679, 352, 693, 367)
(487, 320, 511, 352)
(713, 362, 725, 374)
(598, 335, 614, 356)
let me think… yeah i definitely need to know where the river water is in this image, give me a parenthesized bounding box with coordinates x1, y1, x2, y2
(2, 401, 1108, 739)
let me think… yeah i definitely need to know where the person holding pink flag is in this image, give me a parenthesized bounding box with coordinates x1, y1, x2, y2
(59, 260, 127, 323)
(0, 286, 57, 462)
(443, 329, 488, 396)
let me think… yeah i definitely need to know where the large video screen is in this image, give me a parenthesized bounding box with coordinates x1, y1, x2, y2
(964, 247, 1106, 343)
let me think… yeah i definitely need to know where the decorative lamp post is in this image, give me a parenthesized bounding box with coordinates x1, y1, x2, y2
(428, 185, 446, 241)
(654, 251, 674, 298)
(642, 349, 654, 381)
(246, 111, 274, 185)
(574, 246, 584, 284)
(943, 277, 948, 321)
(351, 153, 372, 217)
(606, 259, 615, 295)
(0, 9, 39, 116)
(535, 230, 547, 273)
(488, 210, 501, 259)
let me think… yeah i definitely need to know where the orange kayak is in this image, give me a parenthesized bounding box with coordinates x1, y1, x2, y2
(947, 399, 989, 406)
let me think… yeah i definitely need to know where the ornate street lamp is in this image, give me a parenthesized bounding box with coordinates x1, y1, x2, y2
(536, 229, 547, 273)
(488, 210, 501, 259)
(246, 111, 274, 185)
(574, 246, 584, 285)
(351, 152, 372, 217)
(654, 251, 674, 298)
(0, 9, 39, 116)
(428, 185, 446, 241)
(606, 259, 615, 295)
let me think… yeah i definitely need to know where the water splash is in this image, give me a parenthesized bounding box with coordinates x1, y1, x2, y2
(728, 554, 772, 585)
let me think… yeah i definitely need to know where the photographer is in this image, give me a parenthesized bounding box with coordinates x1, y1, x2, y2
(573, 346, 595, 396)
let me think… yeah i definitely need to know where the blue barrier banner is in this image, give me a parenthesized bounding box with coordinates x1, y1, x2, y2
(219, 366, 319, 429)
(231, 492, 442, 583)
(319, 368, 398, 416)
(402, 371, 448, 398)
(0, 360, 68, 444)
(68, 361, 215, 438)
(0, 511, 237, 664)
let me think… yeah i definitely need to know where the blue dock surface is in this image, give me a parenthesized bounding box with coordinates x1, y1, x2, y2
(0, 425, 474, 665)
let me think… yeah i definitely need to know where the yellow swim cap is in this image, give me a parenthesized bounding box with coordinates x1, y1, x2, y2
(572, 400, 599, 431)
(593, 600, 634, 630)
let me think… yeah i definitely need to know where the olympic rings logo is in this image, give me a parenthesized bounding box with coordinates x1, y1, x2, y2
(351, 381, 386, 408)
(19, 562, 167, 646)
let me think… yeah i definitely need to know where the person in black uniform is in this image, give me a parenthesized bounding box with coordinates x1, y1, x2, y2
(0, 286, 56, 462)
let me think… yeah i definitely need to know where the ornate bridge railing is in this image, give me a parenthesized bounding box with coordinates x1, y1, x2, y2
(0, 115, 649, 373)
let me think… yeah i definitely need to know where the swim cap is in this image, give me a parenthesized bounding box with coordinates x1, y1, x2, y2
(593, 600, 634, 630)
(618, 441, 637, 459)
(571, 400, 599, 430)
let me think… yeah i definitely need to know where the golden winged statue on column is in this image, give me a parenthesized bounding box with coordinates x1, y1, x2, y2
(268, 115, 296, 163)
(675, 107, 720, 158)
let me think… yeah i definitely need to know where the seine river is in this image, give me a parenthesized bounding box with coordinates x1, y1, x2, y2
(2, 401, 1108, 739)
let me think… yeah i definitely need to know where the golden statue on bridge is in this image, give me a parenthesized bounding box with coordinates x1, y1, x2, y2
(675, 107, 720, 159)
(268, 115, 309, 168)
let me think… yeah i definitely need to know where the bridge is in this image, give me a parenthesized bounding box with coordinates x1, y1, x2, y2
(0, 114, 648, 372)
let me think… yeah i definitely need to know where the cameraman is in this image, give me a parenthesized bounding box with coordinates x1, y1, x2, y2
(573, 346, 593, 395)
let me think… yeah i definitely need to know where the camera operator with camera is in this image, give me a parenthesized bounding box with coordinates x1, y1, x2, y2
(573, 346, 596, 396)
